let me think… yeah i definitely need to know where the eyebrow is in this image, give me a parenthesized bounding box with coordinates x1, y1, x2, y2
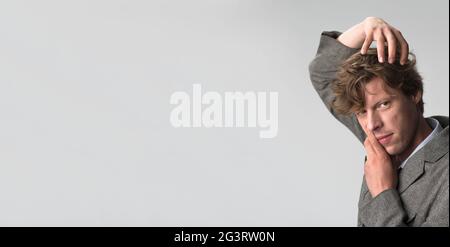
(366, 95, 396, 109)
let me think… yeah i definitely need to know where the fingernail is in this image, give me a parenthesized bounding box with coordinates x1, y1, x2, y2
(389, 58, 394, 64)
(379, 57, 384, 63)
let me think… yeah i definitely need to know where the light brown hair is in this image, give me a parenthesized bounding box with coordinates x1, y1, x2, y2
(332, 48, 424, 115)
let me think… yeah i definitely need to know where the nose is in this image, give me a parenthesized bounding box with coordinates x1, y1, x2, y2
(366, 111, 382, 132)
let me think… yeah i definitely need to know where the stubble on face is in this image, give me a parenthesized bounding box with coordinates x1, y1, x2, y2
(356, 77, 429, 162)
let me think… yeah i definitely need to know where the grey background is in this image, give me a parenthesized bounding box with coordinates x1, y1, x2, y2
(0, 0, 448, 226)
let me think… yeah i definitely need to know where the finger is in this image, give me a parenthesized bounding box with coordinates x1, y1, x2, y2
(361, 32, 373, 55)
(361, 115, 380, 156)
(392, 29, 409, 65)
(367, 130, 384, 154)
(376, 35, 386, 63)
(384, 28, 397, 64)
(364, 137, 376, 157)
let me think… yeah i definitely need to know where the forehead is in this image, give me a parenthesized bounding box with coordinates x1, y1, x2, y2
(364, 77, 398, 102)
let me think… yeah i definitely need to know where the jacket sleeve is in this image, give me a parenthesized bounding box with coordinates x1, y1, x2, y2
(308, 31, 366, 143)
(358, 189, 409, 226)
(358, 185, 449, 227)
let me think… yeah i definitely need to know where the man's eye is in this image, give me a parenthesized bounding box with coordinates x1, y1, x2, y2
(379, 101, 391, 109)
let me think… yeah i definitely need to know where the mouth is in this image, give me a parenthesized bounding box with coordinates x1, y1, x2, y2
(376, 133, 393, 145)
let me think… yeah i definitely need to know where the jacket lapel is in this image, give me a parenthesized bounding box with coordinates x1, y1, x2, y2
(397, 151, 425, 194)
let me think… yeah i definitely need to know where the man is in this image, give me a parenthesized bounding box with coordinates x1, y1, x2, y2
(309, 17, 449, 226)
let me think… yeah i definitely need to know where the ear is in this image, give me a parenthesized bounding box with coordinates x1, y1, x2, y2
(412, 90, 424, 114)
(412, 90, 422, 104)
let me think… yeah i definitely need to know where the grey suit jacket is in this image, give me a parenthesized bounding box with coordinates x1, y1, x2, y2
(309, 31, 449, 227)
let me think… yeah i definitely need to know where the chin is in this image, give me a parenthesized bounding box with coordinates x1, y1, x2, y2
(384, 145, 402, 156)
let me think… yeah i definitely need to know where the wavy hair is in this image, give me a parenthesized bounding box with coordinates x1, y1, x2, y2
(332, 48, 424, 115)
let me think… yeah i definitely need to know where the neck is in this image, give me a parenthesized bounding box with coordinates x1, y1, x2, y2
(394, 117, 433, 166)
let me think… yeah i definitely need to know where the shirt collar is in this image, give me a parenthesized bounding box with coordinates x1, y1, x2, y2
(399, 118, 443, 169)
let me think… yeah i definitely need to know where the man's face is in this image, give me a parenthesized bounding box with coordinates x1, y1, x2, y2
(355, 77, 421, 156)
